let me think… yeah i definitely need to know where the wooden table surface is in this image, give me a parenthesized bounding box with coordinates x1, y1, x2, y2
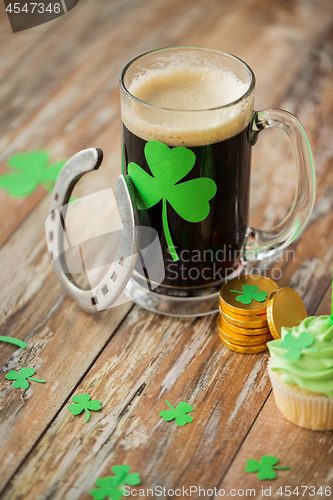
(0, 0, 332, 499)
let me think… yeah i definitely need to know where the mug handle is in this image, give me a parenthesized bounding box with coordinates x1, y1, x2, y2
(243, 108, 316, 262)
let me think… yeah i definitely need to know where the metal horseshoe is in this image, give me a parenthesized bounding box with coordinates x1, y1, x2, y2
(45, 148, 139, 313)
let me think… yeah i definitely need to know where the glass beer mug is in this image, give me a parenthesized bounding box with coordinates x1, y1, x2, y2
(46, 47, 315, 317)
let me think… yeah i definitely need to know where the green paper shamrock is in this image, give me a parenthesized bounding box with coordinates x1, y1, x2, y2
(280, 332, 318, 360)
(245, 455, 291, 480)
(90, 464, 141, 500)
(0, 150, 67, 198)
(128, 141, 217, 262)
(231, 284, 268, 304)
(0, 336, 27, 349)
(159, 399, 194, 426)
(68, 394, 102, 423)
(5, 367, 46, 390)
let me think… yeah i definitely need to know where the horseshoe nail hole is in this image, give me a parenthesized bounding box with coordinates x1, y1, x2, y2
(110, 272, 118, 283)
(50, 251, 53, 261)
(54, 193, 59, 201)
(51, 211, 56, 220)
(91, 296, 98, 306)
(49, 231, 53, 241)
(119, 257, 126, 267)
(101, 285, 108, 296)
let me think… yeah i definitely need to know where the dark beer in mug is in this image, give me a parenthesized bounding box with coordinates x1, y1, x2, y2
(122, 56, 253, 294)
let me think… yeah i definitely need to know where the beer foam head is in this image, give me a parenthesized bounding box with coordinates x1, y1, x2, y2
(122, 59, 254, 146)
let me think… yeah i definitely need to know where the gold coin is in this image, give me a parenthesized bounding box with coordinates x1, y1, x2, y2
(219, 335, 268, 354)
(217, 314, 270, 336)
(267, 287, 307, 340)
(219, 304, 267, 322)
(217, 322, 273, 346)
(219, 274, 279, 316)
(219, 307, 268, 329)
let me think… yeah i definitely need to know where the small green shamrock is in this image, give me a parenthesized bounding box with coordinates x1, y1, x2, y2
(128, 141, 217, 262)
(246, 455, 291, 480)
(68, 394, 102, 423)
(5, 367, 46, 390)
(0, 150, 67, 198)
(90, 464, 141, 500)
(159, 399, 194, 426)
(231, 284, 268, 304)
(280, 332, 318, 360)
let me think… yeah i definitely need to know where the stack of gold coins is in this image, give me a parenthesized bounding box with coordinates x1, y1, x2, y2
(217, 275, 279, 354)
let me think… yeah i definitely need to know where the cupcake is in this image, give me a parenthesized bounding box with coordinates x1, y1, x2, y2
(267, 315, 333, 431)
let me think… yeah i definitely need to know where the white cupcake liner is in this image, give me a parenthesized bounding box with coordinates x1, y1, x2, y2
(268, 365, 333, 431)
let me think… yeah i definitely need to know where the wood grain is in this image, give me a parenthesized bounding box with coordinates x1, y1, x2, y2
(0, 143, 136, 489)
(0, 0, 221, 246)
(218, 396, 333, 499)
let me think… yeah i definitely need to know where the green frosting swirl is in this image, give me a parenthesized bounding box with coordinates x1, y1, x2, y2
(267, 315, 333, 398)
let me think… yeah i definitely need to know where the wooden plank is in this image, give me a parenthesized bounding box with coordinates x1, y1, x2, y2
(0, 0, 331, 248)
(216, 290, 333, 499)
(0, 117, 136, 489)
(0, 0, 332, 497)
(218, 395, 333, 499)
(1, 0, 331, 372)
(219, 32, 333, 493)
(0, 0, 235, 150)
(314, 283, 332, 316)
(0, 3, 70, 247)
(0, 0, 56, 77)
(185, 0, 333, 108)
(2, 255, 332, 499)
(0, 0, 271, 485)
(0, 0, 128, 246)
(2, 0, 264, 484)
(252, 19, 333, 316)
(0, 0, 201, 246)
(2, 97, 333, 498)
